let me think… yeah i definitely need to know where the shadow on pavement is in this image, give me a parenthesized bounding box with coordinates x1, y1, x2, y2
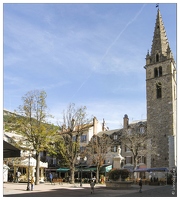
(3, 185, 177, 197)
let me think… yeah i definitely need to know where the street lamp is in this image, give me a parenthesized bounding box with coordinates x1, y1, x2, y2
(77, 155, 87, 187)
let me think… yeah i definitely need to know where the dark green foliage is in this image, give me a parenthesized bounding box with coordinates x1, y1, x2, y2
(108, 169, 129, 181)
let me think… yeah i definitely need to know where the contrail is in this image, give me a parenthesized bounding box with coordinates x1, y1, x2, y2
(72, 4, 146, 99)
(102, 4, 146, 60)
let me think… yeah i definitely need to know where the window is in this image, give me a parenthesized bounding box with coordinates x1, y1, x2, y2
(125, 156, 132, 164)
(80, 146, 86, 152)
(81, 135, 87, 142)
(111, 146, 117, 152)
(156, 53, 159, 62)
(156, 82, 162, 98)
(125, 146, 131, 152)
(53, 157, 56, 165)
(154, 66, 162, 77)
(139, 127, 145, 134)
(154, 68, 158, 77)
(113, 134, 118, 140)
(143, 156, 146, 164)
(137, 156, 146, 164)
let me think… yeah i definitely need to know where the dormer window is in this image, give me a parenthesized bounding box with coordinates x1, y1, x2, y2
(113, 134, 118, 140)
(139, 127, 145, 134)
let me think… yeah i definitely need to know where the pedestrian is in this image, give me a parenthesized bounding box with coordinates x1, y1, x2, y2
(49, 172, 53, 184)
(90, 179, 95, 194)
(92, 176, 96, 183)
(31, 176, 34, 191)
(15, 171, 19, 183)
(10, 173, 13, 182)
(139, 178, 142, 193)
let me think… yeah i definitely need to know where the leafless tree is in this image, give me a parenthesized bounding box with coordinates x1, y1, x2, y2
(120, 122, 150, 169)
(57, 103, 92, 184)
(85, 133, 112, 182)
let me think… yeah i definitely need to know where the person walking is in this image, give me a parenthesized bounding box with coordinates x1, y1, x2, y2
(139, 178, 142, 193)
(92, 176, 96, 183)
(49, 172, 53, 184)
(90, 179, 95, 194)
(31, 176, 34, 191)
(15, 171, 21, 183)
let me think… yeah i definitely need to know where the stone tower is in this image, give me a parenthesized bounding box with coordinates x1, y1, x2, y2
(144, 9, 177, 169)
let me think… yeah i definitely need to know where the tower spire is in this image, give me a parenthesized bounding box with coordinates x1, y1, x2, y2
(150, 8, 173, 64)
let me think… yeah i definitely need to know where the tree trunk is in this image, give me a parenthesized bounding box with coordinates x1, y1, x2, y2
(70, 164, 75, 184)
(96, 166, 99, 183)
(35, 153, 40, 185)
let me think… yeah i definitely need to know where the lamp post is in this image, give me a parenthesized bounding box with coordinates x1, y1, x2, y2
(77, 155, 87, 187)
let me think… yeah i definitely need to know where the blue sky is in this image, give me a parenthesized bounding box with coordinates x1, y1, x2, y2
(3, 2, 177, 129)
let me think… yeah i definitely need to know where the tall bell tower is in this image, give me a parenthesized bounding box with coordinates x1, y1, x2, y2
(144, 8, 176, 169)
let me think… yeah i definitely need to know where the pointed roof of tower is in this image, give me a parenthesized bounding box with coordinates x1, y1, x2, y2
(150, 8, 171, 58)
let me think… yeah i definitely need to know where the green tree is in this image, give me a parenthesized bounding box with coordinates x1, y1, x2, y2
(15, 90, 57, 185)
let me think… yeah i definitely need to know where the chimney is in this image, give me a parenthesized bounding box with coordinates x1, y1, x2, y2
(93, 117, 98, 135)
(123, 114, 129, 129)
(102, 118, 106, 131)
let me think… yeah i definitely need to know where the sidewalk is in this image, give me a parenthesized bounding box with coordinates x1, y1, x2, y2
(3, 182, 177, 197)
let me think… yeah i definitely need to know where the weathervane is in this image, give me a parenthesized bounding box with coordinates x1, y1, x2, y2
(156, 3, 159, 8)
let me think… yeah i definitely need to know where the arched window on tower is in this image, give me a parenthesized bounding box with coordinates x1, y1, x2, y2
(154, 66, 162, 77)
(156, 53, 159, 62)
(156, 82, 162, 99)
(154, 67, 158, 77)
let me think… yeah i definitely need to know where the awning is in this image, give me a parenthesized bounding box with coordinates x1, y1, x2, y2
(75, 165, 112, 173)
(100, 165, 112, 173)
(147, 167, 169, 172)
(3, 140, 21, 158)
(134, 168, 148, 172)
(123, 165, 134, 172)
(134, 167, 169, 172)
(56, 168, 70, 172)
(75, 166, 96, 172)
